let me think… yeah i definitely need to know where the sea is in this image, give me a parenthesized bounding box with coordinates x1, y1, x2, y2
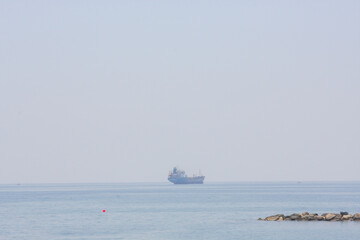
(0, 182, 359, 240)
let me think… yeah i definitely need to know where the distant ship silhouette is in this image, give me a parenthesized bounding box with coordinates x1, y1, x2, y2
(168, 167, 205, 184)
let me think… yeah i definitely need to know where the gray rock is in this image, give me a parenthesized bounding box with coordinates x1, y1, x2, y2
(325, 213, 336, 221)
(342, 215, 352, 221)
(300, 212, 309, 217)
(303, 215, 315, 221)
(353, 213, 360, 220)
(290, 213, 301, 221)
(331, 214, 342, 221)
(265, 214, 284, 221)
(260, 212, 360, 222)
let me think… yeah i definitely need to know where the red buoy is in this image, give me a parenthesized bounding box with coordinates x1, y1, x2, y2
(103, 209, 106, 213)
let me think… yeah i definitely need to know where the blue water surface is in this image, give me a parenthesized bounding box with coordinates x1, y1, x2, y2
(0, 182, 359, 240)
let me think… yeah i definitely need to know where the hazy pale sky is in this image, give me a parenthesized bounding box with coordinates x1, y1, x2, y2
(1, 0, 359, 183)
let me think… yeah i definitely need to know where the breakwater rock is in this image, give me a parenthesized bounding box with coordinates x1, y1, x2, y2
(259, 212, 360, 222)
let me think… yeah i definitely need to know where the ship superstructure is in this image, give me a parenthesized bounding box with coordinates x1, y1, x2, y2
(168, 167, 205, 184)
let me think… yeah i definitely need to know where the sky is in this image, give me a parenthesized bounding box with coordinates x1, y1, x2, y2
(0, 0, 359, 183)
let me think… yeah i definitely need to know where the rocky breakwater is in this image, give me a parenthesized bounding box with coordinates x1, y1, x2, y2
(259, 212, 360, 222)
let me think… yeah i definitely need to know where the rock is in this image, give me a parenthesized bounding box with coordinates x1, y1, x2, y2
(342, 215, 353, 221)
(265, 216, 278, 221)
(315, 215, 325, 221)
(265, 214, 284, 221)
(260, 212, 360, 222)
(353, 213, 360, 221)
(300, 212, 309, 217)
(331, 214, 342, 221)
(303, 215, 315, 221)
(325, 213, 336, 221)
(290, 214, 301, 221)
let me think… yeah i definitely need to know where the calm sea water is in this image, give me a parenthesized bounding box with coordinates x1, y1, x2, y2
(0, 182, 359, 240)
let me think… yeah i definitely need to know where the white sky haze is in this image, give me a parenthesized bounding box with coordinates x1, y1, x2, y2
(1, 0, 359, 183)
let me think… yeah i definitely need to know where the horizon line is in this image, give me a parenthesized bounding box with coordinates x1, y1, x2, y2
(1, 180, 360, 185)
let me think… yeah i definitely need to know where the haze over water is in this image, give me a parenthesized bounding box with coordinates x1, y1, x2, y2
(1, 0, 359, 184)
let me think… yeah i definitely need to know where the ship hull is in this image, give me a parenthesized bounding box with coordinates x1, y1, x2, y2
(168, 176, 205, 184)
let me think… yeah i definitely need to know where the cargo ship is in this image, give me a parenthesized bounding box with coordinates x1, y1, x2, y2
(168, 167, 205, 184)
